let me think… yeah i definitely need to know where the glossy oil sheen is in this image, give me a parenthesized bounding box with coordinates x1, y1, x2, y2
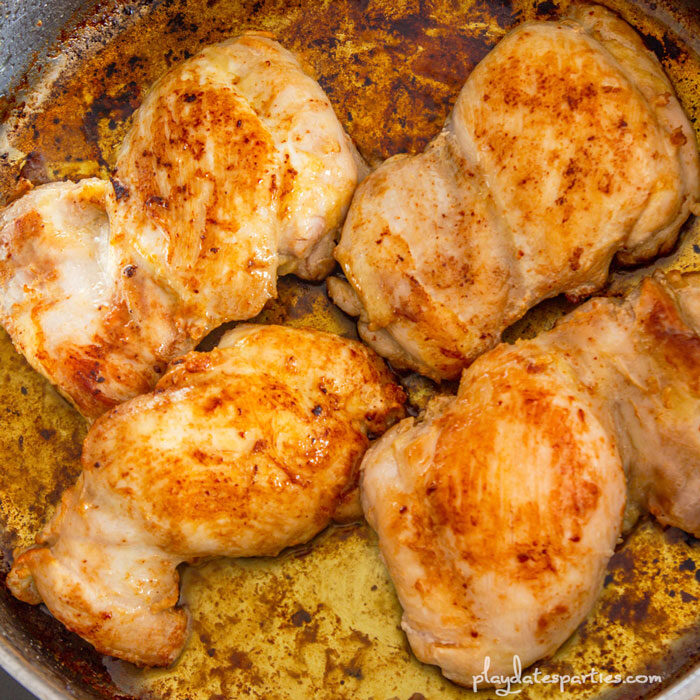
(0, 0, 698, 698)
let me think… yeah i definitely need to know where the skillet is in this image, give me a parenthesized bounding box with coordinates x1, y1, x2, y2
(0, 0, 699, 697)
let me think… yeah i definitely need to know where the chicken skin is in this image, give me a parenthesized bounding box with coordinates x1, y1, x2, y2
(331, 5, 700, 380)
(8, 325, 405, 667)
(361, 270, 700, 686)
(0, 179, 189, 417)
(0, 34, 364, 418)
(109, 33, 366, 339)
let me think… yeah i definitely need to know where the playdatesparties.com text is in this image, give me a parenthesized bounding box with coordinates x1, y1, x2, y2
(472, 655, 662, 695)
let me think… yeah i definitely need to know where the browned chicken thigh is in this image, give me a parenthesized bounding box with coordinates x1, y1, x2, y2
(331, 5, 700, 380)
(0, 34, 364, 418)
(0, 179, 188, 417)
(361, 271, 700, 686)
(8, 325, 405, 666)
(108, 33, 366, 339)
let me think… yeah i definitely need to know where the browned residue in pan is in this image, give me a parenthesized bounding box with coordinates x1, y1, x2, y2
(0, 0, 698, 698)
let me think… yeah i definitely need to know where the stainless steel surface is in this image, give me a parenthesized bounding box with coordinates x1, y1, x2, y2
(0, 663, 39, 700)
(0, 1, 699, 698)
(0, 0, 99, 101)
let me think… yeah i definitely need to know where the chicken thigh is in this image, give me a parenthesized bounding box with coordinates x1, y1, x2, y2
(109, 33, 366, 339)
(0, 178, 188, 417)
(331, 5, 700, 380)
(361, 270, 700, 686)
(0, 34, 364, 418)
(8, 325, 405, 666)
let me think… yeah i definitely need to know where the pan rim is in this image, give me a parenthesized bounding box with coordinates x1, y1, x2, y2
(0, 633, 84, 700)
(3, 624, 700, 700)
(0, 0, 699, 698)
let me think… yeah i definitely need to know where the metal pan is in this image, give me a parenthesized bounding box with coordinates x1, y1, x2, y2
(0, 0, 699, 697)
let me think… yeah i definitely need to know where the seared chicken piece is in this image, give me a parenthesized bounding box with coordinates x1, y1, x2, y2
(331, 5, 700, 380)
(0, 179, 189, 417)
(109, 32, 365, 339)
(0, 34, 363, 418)
(8, 326, 405, 666)
(361, 271, 700, 685)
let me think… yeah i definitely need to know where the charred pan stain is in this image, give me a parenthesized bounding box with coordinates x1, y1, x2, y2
(608, 547, 636, 581)
(606, 590, 653, 625)
(227, 649, 252, 669)
(535, 0, 559, 17)
(291, 607, 312, 626)
(639, 30, 686, 63)
(665, 526, 698, 546)
(166, 12, 200, 35)
(18, 150, 48, 185)
(343, 663, 363, 679)
(479, 0, 519, 30)
(83, 85, 142, 168)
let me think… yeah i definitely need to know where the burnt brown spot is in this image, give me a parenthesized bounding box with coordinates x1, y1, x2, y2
(145, 195, 168, 208)
(569, 246, 583, 271)
(537, 604, 568, 633)
(84, 85, 141, 167)
(110, 178, 130, 201)
(670, 127, 688, 146)
(19, 150, 49, 185)
(291, 607, 312, 627)
(228, 649, 253, 670)
(608, 548, 635, 579)
(535, 0, 557, 16)
(343, 664, 363, 679)
(203, 395, 223, 413)
(640, 30, 686, 63)
(607, 591, 653, 625)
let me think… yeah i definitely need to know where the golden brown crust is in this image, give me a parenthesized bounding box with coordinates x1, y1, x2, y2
(8, 325, 405, 666)
(0, 179, 188, 419)
(108, 65, 279, 334)
(361, 271, 700, 686)
(0, 36, 363, 418)
(636, 277, 700, 393)
(334, 5, 700, 380)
